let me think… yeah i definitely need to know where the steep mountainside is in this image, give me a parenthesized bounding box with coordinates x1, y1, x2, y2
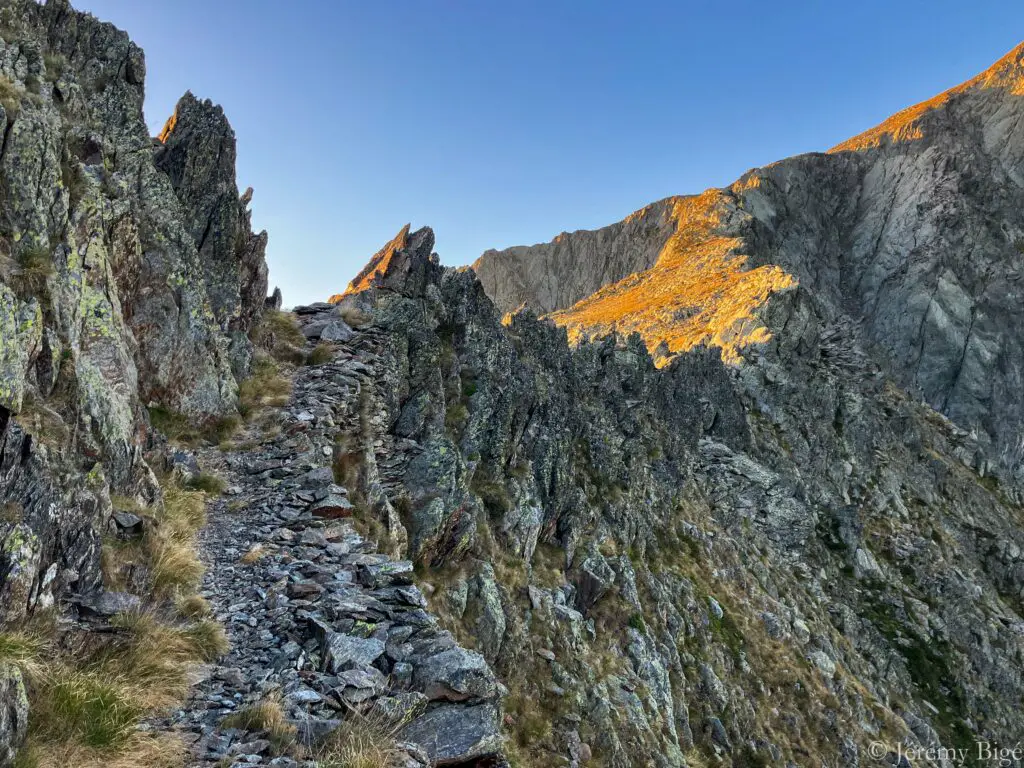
(473, 42, 1024, 482)
(0, 0, 268, 750)
(331, 227, 1024, 767)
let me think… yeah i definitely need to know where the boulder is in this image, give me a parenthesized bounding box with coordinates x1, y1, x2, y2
(322, 632, 385, 673)
(399, 703, 502, 765)
(413, 647, 501, 702)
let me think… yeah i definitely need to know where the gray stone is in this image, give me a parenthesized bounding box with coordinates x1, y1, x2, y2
(413, 647, 501, 702)
(319, 321, 353, 343)
(74, 591, 142, 618)
(322, 632, 385, 673)
(399, 703, 502, 765)
(0, 663, 27, 767)
(111, 511, 144, 537)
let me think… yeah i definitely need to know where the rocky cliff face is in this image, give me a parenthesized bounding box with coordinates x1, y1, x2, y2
(320, 43, 1024, 766)
(473, 196, 680, 317)
(326, 225, 1024, 766)
(0, 0, 265, 662)
(474, 43, 1024, 485)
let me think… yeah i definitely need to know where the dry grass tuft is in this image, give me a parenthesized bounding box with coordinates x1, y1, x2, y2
(336, 305, 371, 328)
(306, 343, 335, 366)
(15, 730, 186, 768)
(174, 593, 212, 620)
(239, 353, 293, 418)
(144, 485, 208, 598)
(306, 708, 405, 768)
(185, 471, 226, 495)
(43, 52, 65, 84)
(0, 74, 20, 117)
(148, 407, 243, 447)
(254, 310, 307, 365)
(239, 544, 267, 564)
(221, 695, 296, 752)
(182, 619, 230, 662)
(11, 471, 225, 766)
(9, 604, 228, 764)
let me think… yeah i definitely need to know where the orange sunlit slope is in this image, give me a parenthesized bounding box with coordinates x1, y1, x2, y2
(546, 190, 795, 366)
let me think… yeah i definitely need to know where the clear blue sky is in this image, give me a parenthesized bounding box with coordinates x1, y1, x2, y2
(78, 1, 1024, 306)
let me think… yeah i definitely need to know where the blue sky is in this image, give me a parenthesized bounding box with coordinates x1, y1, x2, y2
(79, 1, 1024, 306)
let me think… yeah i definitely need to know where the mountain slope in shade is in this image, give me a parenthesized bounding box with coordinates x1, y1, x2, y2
(473, 41, 1024, 477)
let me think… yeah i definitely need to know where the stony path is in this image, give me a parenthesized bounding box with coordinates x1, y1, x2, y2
(156, 315, 504, 767)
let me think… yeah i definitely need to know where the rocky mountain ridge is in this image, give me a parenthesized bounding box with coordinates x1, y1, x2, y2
(473, 41, 1024, 484)
(324, 223, 1024, 766)
(4, 2, 1024, 768)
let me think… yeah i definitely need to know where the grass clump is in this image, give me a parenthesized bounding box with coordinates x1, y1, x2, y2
(9, 243, 55, 299)
(0, 74, 20, 117)
(210, 414, 242, 444)
(174, 593, 212, 620)
(43, 53, 65, 83)
(307, 709, 405, 768)
(445, 403, 469, 436)
(185, 472, 226, 495)
(16, 244, 54, 279)
(336, 305, 371, 328)
(221, 696, 296, 753)
(7, 604, 228, 765)
(627, 612, 647, 632)
(181, 619, 230, 661)
(502, 691, 554, 753)
(238, 353, 293, 419)
(101, 483, 207, 599)
(306, 343, 335, 366)
(148, 407, 242, 447)
(31, 669, 141, 749)
(259, 309, 306, 346)
(254, 309, 307, 365)
(148, 406, 201, 445)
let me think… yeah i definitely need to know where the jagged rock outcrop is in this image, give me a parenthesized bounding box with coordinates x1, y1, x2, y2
(329, 223, 1024, 766)
(155, 91, 269, 373)
(0, 0, 267, 725)
(473, 42, 1024, 483)
(329, 223, 438, 302)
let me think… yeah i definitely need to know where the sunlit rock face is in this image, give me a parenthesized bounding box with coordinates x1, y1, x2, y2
(0, 0, 266, 632)
(474, 42, 1024, 479)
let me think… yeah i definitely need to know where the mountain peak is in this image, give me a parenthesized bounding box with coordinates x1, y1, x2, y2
(330, 224, 437, 301)
(831, 40, 1024, 153)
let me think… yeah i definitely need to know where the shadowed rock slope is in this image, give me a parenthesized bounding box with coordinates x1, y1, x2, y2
(331, 227, 1024, 767)
(473, 42, 1024, 482)
(0, 0, 268, 757)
